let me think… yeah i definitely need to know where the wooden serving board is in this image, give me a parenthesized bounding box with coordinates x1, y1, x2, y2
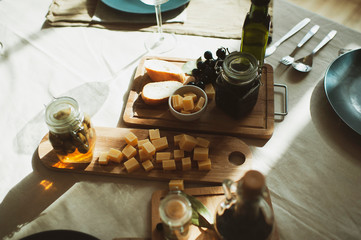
(151, 186, 279, 240)
(123, 56, 274, 139)
(38, 127, 252, 184)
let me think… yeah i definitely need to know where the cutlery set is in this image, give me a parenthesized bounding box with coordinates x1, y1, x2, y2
(265, 18, 337, 72)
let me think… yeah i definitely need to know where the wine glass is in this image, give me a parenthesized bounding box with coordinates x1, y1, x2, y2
(140, 0, 177, 53)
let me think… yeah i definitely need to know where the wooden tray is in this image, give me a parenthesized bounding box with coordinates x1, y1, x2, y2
(151, 186, 279, 240)
(38, 127, 252, 184)
(123, 56, 274, 139)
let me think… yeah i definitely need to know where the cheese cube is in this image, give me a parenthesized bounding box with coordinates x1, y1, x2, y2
(98, 152, 109, 165)
(193, 147, 209, 161)
(181, 110, 191, 114)
(142, 160, 154, 172)
(205, 83, 215, 100)
(171, 94, 183, 111)
(174, 134, 184, 147)
(198, 159, 211, 171)
(152, 136, 168, 151)
(193, 96, 205, 112)
(122, 144, 137, 159)
(138, 139, 150, 149)
(179, 134, 197, 152)
(125, 132, 138, 146)
(182, 157, 192, 171)
(169, 179, 184, 191)
(174, 149, 184, 161)
(139, 148, 151, 162)
(124, 157, 140, 173)
(149, 129, 160, 141)
(142, 141, 156, 156)
(182, 96, 195, 111)
(156, 152, 171, 163)
(183, 92, 197, 102)
(196, 137, 210, 148)
(107, 148, 124, 163)
(162, 159, 176, 170)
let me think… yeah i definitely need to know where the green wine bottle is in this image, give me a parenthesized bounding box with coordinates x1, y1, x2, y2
(240, 0, 271, 66)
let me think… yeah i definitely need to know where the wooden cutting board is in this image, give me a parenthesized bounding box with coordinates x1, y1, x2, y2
(38, 127, 252, 184)
(123, 56, 274, 139)
(151, 186, 279, 240)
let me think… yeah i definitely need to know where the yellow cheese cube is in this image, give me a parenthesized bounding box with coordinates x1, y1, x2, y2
(125, 132, 138, 146)
(122, 144, 137, 159)
(183, 96, 195, 111)
(156, 152, 172, 163)
(196, 137, 210, 148)
(174, 134, 184, 147)
(98, 152, 109, 165)
(162, 159, 176, 170)
(142, 141, 156, 156)
(181, 110, 191, 114)
(124, 157, 140, 173)
(174, 149, 184, 161)
(138, 139, 150, 149)
(149, 129, 160, 141)
(169, 179, 184, 191)
(198, 159, 211, 171)
(171, 94, 184, 111)
(182, 157, 192, 171)
(107, 148, 124, 163)
(142, 160, 154, 172)
(193, 96, 205, 112)
(193, 147, 209, 161)
(152, 136, 168, 151)
(205, 83, 215, 100)
(179, 134, 197, 152)
(183, 92, 197, 102)
(139, 148, 151, 162)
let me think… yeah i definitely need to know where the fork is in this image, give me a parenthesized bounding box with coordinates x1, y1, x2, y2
(280, 25, 320, 65)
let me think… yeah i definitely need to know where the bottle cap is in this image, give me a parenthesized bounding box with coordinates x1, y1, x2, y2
(251, 0, 270, 6)
(238, 170, 265, 199)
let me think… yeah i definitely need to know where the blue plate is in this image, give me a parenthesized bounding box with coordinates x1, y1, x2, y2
(324, 48, 361, 135)
(101, 0, 190, 14)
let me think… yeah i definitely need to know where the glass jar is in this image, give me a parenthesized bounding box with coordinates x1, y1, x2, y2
(215, 170, 274, 240)
(214, 52, 261, 119)
(159, 190, 192, 240)
(45, 96, 96, 163)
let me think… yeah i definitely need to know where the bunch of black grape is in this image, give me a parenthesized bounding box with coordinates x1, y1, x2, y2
(188, 47, 230, 89)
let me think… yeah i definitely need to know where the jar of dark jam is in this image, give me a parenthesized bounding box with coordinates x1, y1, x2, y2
(215, 52, 261, 119)
(45, 96, 96, 163)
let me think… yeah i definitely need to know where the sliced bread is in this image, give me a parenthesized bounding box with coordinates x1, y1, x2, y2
(141, 81, 183, 105)
(144, 59, 186, 83)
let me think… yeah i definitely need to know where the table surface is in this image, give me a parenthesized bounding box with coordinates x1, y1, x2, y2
(1, 0, 361, 240)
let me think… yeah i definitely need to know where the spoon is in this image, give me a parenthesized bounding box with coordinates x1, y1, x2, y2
(292, 30, 337, 72)
(265, 18, 310, 58)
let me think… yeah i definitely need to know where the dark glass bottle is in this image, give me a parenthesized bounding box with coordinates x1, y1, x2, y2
(240, 0, 271, 66)
(215, 170, 274, 240)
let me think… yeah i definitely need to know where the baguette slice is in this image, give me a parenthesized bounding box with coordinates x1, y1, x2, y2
(144, 59, 186, 83)
(141, 81, 183, 105)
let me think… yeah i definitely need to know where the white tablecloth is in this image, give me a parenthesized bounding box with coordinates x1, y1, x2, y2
(1, 0, 361, 239)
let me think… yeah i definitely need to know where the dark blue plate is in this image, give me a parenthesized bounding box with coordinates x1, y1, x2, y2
(101, 0, 190, 14)
(324, 48, 361, 135)
(20, 230, 99, 240)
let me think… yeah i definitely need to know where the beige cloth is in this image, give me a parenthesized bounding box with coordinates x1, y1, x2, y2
(46, 0, 250, 39)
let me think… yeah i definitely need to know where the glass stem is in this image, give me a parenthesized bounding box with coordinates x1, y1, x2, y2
(154, 4, 164, 40)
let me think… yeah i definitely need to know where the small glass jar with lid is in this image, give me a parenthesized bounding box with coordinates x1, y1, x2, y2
(214, 51, 261, 119)
(159, 190, 192, 240)
(45, 96, 96, 163)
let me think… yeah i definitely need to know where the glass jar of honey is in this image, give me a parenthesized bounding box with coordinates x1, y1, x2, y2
(45, 96, 96, 163)
(214, 51, 261, 119)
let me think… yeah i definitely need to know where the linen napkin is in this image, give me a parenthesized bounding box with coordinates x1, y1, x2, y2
(46, 0, 250, 39)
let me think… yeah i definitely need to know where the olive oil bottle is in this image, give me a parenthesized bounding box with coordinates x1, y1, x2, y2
(240, 0, 271, 66)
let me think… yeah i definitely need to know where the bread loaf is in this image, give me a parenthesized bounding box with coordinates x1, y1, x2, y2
(144, 60, 186, 83)
(141, 81, 183, 105)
